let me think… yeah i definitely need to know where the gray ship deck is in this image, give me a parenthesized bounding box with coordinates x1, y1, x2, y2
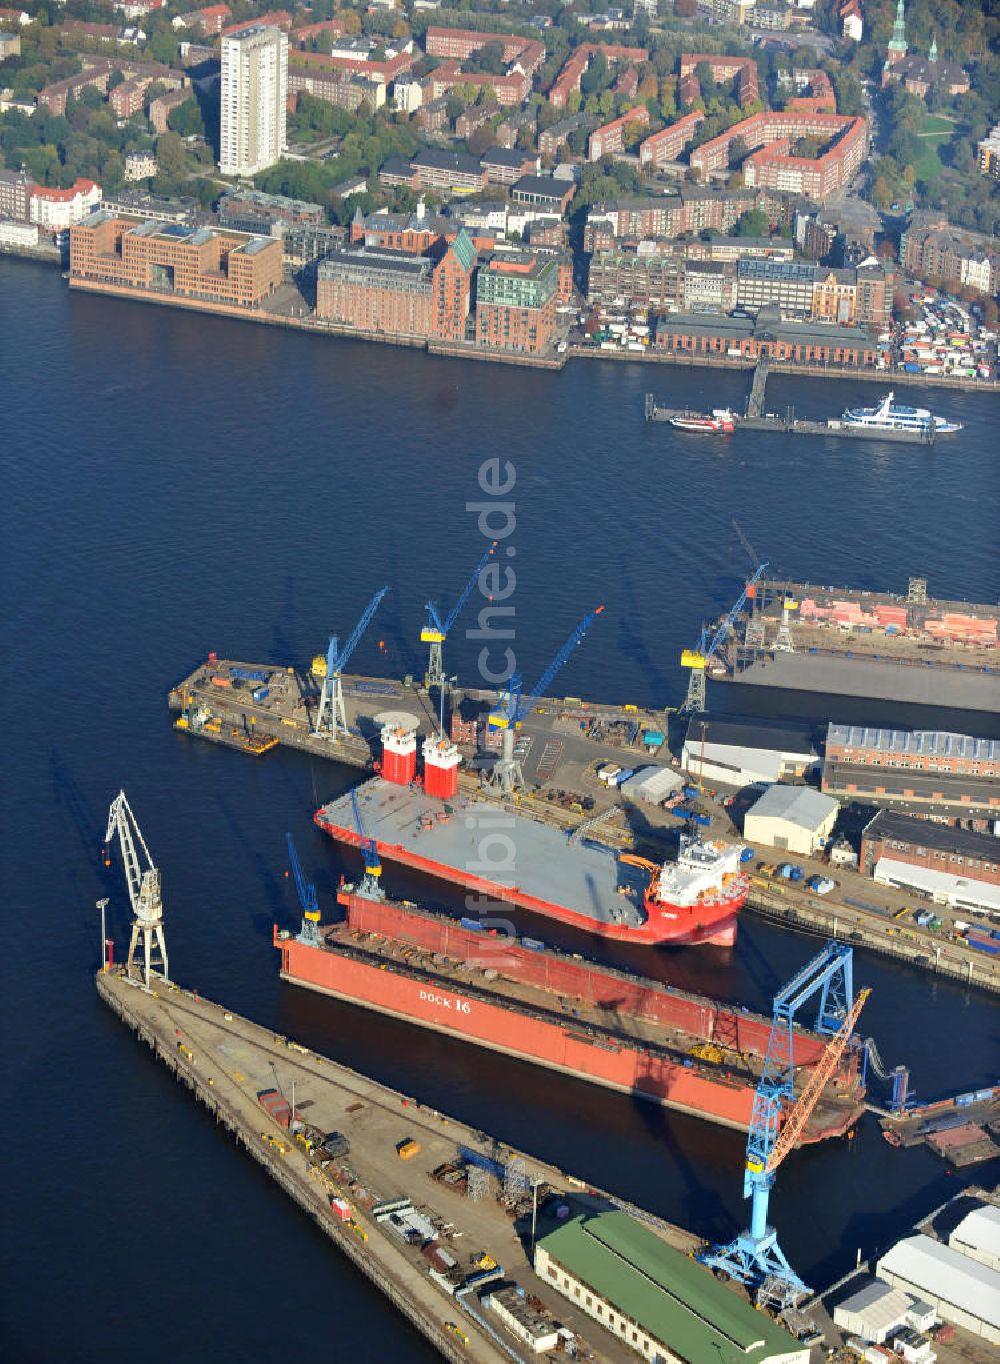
(320, 780, 649, 928)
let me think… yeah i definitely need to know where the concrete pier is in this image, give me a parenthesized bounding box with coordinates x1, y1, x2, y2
(96, 967, 702, 1364)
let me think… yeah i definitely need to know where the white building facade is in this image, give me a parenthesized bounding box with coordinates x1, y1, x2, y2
(220, 25, 288, 177)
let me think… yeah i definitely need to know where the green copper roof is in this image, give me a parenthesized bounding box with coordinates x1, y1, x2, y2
(537, 1210, 802, 1364)
(889, 0, 907, 55)
(449, 227, 476, 273)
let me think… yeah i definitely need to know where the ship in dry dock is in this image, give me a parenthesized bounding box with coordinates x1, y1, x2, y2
(316, 774, 748, 948)
(275, 887, 866, 1143)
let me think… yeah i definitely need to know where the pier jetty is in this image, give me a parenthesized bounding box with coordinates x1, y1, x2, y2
(96, 966, 705, 1364)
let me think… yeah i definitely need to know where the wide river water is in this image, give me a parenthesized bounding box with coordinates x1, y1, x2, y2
(1, 259, 997, 1362)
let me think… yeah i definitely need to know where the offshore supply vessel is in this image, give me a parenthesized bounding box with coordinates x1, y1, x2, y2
(275, 887, 866, 1142)
(316, 771, 748, 948)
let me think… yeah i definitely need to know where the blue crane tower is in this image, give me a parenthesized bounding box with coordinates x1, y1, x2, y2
(313, 586, 390, 741)
(286, 831, 321, 947)
(699, 942, 870, 1313)
(484, 607, 604, 797)
(350, 786, 384, 901)
(680, 562, 768, 713)
(421, 542, 497, 692)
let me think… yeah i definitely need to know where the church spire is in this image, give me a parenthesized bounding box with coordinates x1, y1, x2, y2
(928, 34, 938, 63)
(888, 0, 908, 57)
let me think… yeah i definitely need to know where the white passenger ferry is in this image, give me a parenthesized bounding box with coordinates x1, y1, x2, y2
(841, 391, 962, 434)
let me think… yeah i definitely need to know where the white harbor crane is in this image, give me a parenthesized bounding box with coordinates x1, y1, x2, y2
(104, 790, 169, 989)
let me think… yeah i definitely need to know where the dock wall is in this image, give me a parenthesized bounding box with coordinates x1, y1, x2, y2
(731, 651, 1000, 713)
(745, 890, 1000, 996)
(95, 971, 472, 1363)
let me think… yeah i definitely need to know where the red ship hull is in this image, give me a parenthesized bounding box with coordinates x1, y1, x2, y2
(275, 894, 863, 1143)
(314, 813, 744, 948)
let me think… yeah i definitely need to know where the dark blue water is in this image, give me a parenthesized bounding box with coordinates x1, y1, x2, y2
(2, 260, 997, 1363)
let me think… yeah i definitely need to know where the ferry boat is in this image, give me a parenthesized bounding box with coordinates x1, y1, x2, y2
(841, 391, 962, 434)
(669, 408, 736, 434)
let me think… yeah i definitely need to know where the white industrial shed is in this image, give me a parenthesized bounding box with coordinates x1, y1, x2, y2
(680, 717, 817, 789)
(832, 1280, 913, 1343)
(877, 1234, 1000, 1344)
(949, 1203, 1000, 1273)
(619, 765, 683, 804)
(873, 857, 1000, 914)
(744, 784, 839, 856)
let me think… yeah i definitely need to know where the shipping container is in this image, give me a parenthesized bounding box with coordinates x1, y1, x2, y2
(230, 668, 268, 682)
(211, 676, 232, 688)
(252, 686, 270, 702)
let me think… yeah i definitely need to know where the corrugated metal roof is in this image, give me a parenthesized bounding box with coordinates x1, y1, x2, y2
(828, 724, 999, 762)
(874, 857, 1000, 911)
(950, 1205, 1000, 1258)
(539, 1211, 803, 1363)
(877, 1235, 1000, 1330)
(746, 784, 838, 831)
(685, 716, 816, 757)
(833, 1279, 912, 1333)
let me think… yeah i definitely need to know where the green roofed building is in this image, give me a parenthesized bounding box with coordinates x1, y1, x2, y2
(535, 1209, 808, 1364)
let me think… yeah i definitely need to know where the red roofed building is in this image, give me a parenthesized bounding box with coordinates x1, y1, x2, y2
(679, 53, 759, 108)
(29, 179, 101, 231)
(638, 110, 704, 170)
(223, 10, 291, 38)
(290, 18, 347, 47)
(428, 58, 529, 107)
(588, 105, 649, 161)
(690, 111, 867, 200)
(548, 43, 648, 109)
(424, 26, 543, 75)
(172, 4, 230, 36)
(289, 47, 413, 86)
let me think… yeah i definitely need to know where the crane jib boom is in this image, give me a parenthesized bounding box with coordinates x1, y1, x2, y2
(327, 586, 390, 675)
(524, 606, 604, 715)
(767, 987, 870, 1174)
(426, 542, 498, 638)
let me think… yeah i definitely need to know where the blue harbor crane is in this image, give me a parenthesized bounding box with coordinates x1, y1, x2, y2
(484, 607, 605, 797)
(313, 586, 390, 741)
(680, 562, 768, 714)
(421, 542, 498, 692)
(286, 831, 322, 947)
(699, 942, 870, 1313)
(350, 787, 384, 900)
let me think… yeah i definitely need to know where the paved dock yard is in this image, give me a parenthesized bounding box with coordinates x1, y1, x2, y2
(167, 659, 1000, 994)
(97, 966, 709, 1364)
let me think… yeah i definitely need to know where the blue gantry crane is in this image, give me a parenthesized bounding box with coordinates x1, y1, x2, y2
(680, 562, 768, 713)
(421, 542, 498, 692)
(484, 607, 605, 796)
(350, 787, 384, 900)
(313, 586, 390, 741)
(699, 942, 870, 1311)
(286, 831, 322, 946)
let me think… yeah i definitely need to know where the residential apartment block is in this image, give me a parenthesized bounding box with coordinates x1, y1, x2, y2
(690, 112, 867, 201)
(475, 252, 560, 355)
(220, 25, 288, 176)
(638, 111, 705, 171)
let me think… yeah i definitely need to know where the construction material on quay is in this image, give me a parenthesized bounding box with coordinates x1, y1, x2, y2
(96, 965, 812, 1364)
(277, 887, 866, 1142)
(720, 575, 1000, 714)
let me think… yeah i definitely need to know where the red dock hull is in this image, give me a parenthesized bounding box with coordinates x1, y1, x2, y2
(314, 814, 743, 947)
(274, 895, 862, 1144)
